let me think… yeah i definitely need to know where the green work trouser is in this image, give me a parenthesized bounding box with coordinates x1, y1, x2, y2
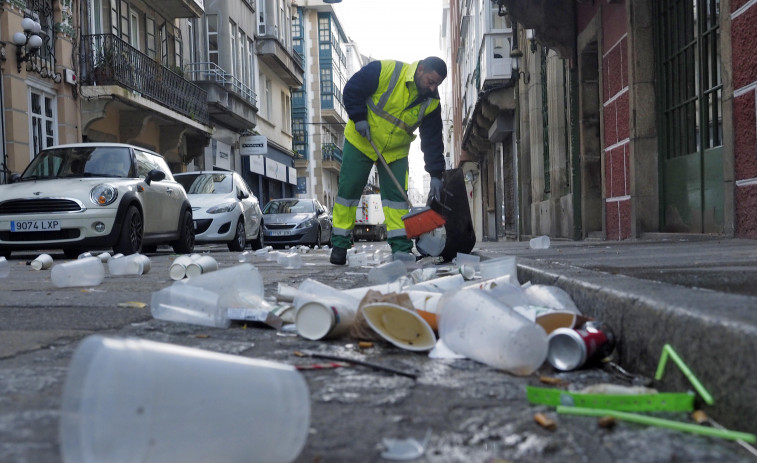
(331, 140, 413, 254)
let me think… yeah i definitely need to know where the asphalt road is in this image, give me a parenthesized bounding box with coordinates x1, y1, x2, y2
(0, 243, 753, 463)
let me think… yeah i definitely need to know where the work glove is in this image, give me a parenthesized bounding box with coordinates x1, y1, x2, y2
(355, 120, 371, 141)
(427, 177, 443, 204)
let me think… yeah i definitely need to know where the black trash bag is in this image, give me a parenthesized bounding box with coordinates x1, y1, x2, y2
(416, 168, 476, 261)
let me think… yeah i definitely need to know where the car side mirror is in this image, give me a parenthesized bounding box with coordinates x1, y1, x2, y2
(238, 191, 249, 199)
(144, 169, 166, 186)
(9, 173, 21, 183)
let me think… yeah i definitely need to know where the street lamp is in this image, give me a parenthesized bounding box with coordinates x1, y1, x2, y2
(13, 17, 43, 73)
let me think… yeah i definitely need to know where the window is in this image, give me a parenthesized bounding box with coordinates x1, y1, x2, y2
(265, 78, 273, 118)
(230, 20, 238, 77)
(281, 92, 291, 133)
(146, 17, 156, 59)
(320, 67, 333, 107)
(247, 37, 256, 94)
(188, 18, 198, 64)
(29, 89, 56, 158)
(129, 9, 140, 48)
(207, 15, 218, 66)
(134, 150, 157, 178)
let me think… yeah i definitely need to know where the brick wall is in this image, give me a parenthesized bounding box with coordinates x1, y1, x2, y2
(603, 34, 631, 240)
(732, 0, 757, 237)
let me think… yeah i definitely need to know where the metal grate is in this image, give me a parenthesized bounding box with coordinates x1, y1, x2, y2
(0, 198, 83, 214)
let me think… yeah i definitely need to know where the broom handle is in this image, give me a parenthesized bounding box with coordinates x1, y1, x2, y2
(369, 139, 413, 209)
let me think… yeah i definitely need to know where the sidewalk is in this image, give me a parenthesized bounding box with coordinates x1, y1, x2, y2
(470, 235, 757, 437)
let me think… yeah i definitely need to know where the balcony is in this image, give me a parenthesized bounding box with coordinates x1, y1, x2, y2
(321, 143, 342, 173)
(185, 62, 258, 130)
(80, 34, 209, 125)
(154, 0, 204, 19)
(256, 37, 304, 87)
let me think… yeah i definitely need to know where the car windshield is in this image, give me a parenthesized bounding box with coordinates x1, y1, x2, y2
(263, 199, 314, 214)
(21, 146, 133, 180)
(176, 173, 233, 194)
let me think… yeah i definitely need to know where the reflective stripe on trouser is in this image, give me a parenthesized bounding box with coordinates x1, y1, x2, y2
(331, 139, 413, 254)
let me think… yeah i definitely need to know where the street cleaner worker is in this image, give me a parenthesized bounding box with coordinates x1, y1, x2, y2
(330, 56, 448, 265)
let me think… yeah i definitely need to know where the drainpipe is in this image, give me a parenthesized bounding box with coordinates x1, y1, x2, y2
(570, 1, 583, 240)
(0, 73, 7, 184)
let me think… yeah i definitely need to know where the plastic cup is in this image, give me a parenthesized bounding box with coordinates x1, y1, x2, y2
(295, 294, 357, 340)
(0, 256, 9, 278)
(529, 235, 551, 249)
(151, 283, 230, 328)
(238, 251, 254, 263)
(59, 335, 310, 463)
(97, 252, 111, 263)
(479, 256, 517, 281)
(361, 302, 436, 351)
(30, 253, 53, 270)
(455, 252, 480, 269)
(183, 264, 265, 309)
(51, 257, 105, 288)
(278, 252, 303, 269)
(348, 252, 369, 267)
(405, 274, 466, 293)
(169, 255, 193, 280)
(185, 255, 218, 278)
(438, 288, 548, 375)
(367, 260, 407, 284)
(524, 284, 580, 314)
(108, 253, 151, 275)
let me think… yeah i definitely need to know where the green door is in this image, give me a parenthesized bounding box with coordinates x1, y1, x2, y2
(656, 0, 724, 233)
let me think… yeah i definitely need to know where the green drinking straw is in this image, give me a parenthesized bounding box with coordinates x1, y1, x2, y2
(557, 406, 756, 443)
(654, 344, 714, 405)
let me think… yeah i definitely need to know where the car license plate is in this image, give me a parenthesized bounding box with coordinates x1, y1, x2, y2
(269, 230, 290, 236)
(10, 219, 61, 232)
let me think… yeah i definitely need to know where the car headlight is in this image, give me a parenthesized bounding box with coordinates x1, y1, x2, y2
(90, 184, 118, 206)
(207, 202, 237, 214)
(297, 217, 316, 229)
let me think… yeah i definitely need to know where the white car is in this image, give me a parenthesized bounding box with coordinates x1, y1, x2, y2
(0, 143, 195, 258)
(174, 171, 264, 251)
(174, 171, 263, 251)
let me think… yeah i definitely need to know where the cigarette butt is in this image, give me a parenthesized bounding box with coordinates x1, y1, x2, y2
(539, 376, 566, 385)
(598, 416, 616, 429)
(534, 413, 557, 430)
(194, 334, 210, 339)
(692, 410, 709, 424)
(358, 341, 374, 349)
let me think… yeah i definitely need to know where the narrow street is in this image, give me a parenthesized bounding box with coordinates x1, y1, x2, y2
(0, 242, 753, 463)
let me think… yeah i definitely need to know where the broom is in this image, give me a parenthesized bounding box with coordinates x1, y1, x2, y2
(369, 140, 446, 238)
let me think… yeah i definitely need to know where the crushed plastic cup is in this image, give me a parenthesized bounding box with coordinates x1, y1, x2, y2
(409, 267, 437, 283)
(30, 253, 53, 270)
(185, 255, 218, 278)
(368, 260, 407, 284)
(0, 256, 9, 278)
(524, 284, 580, 314)
(59, 335, 310, 463)
(438, 288, 548, 375)
(51, 257, 105, 288)
(415, 226, 446, 257)
(348, 252, 370, 267)
(455, 252, 480, 269)
(529, 235, 551, 249)
(108, 253, 151, 275)
(169, 255, 193, 280)
(479, 256, 517, 281)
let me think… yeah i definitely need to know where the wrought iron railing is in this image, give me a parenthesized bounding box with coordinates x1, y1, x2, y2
(322, 143, 343, 163)
(185, 62, 258, 107)
(80, 34, 209, 124)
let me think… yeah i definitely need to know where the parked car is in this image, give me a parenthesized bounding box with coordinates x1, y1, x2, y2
(262, 198, 332, 248)
(0, 143, 194, 258)
(174, 171, 264, 252)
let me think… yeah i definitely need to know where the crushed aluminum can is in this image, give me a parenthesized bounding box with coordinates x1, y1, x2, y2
(546, 321, 615, 371)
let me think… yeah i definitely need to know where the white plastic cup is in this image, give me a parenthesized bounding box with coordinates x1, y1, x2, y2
(479, 256, 517, 281)
(59, 335, 310, 463)
(169, 255, 193, 280)
(182, 264, 265, 309)
(51, 257, 105, 288)
(0, 256, 9, 278)
(295, 294, 357, 340)
(97, 252, 111, 263)
(405, 274, 466, 293)
(77, 251, 93, 259)
(524, 284, 581, 314)
(278, 252, 303, 269)
(151, 283, 230, 328)
(237, 251, 254, 263)
(438, 288, 548, 375)
(108, 254, 151, 275)
(185, 255, 218, 278)
(529, 235, 551, 249)
(31, 253, 53, 270)
(367, 260, 407, 285)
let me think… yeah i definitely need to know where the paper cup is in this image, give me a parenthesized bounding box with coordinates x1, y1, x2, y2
(361, 302, 437, 351)
(185, 255, 218, 278)
(295, 296, 356, 340)
(31, 253, 53, 270)
(169, 255, 193, 280)
(59, 335, 310, 463)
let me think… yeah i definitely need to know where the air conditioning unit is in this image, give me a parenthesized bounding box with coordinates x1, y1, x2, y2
(64, 68, 77, 85)
(258, 24, 266, 35)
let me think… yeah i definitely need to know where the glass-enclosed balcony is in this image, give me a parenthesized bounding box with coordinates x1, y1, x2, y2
(321, 142, 342, 173)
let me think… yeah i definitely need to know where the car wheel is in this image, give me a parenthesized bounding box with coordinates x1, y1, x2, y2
(250, 224, 264, 250)
(171, 209, 195, 254)
(228, 219, 246, 252)
(114, 206, 143, 255)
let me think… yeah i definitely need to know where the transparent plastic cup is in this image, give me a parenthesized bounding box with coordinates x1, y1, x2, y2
(529, 235, 551, 249)
(182, 263, 265, 309)
(237, 251, 254, 263)
(348, 252, 369, 267)
(438, 289, 548, 375)
(185, 255, 218, 278)
(108, 254, 151, 275)
(278, 252, 303, 269)
(59, 335, 310, 463)
(405, 274, 465, 293)
(51, 257, 105, 288)
(367, 260, 407, 285)
(30, 253, 53, 270)
(455, 252, 480, 269)
(0, 256, 9, 278)
(151, 283, 229, 328)
(524, 284, 580, 314)
(479, 256, 517, 281)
